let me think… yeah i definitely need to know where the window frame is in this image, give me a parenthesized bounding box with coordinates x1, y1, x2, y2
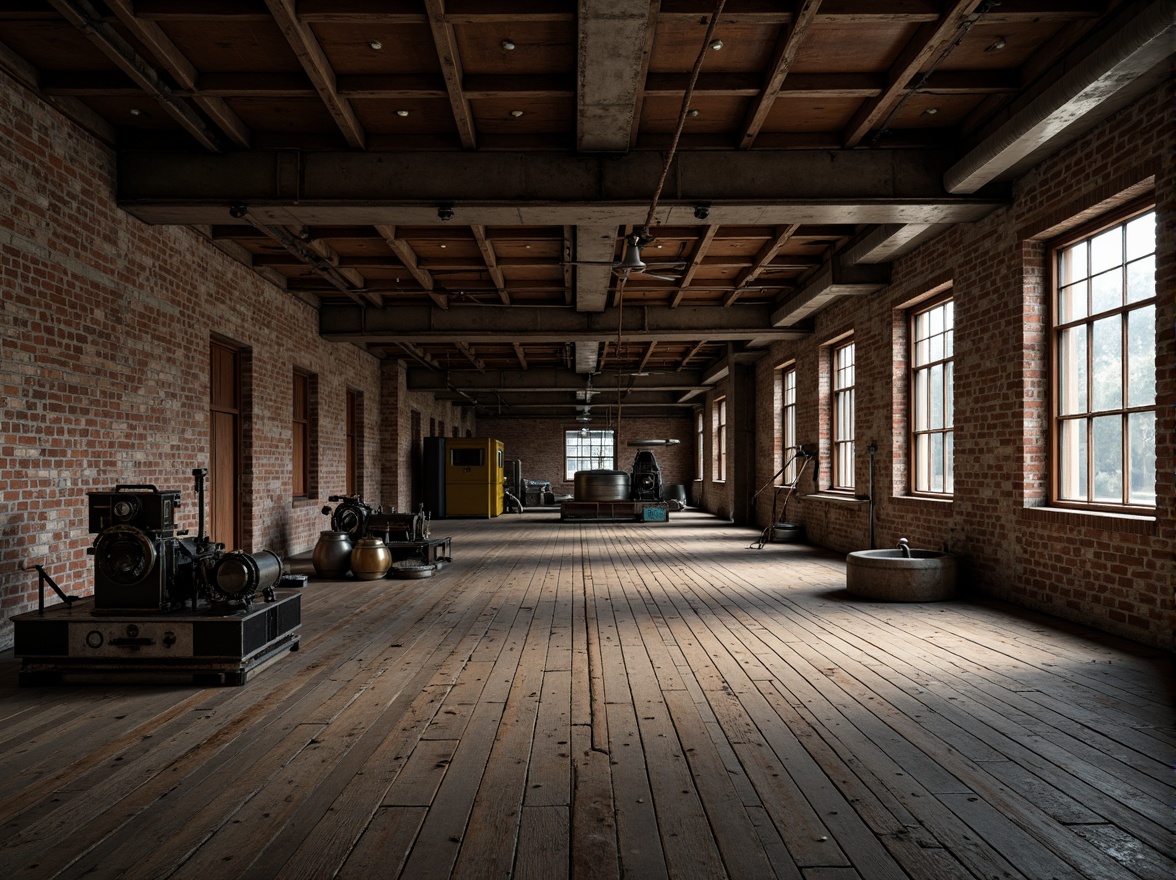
(780, 365, 798, 485)
(831, 340, 855, 491)
(909, 293, 954, 497)
(695, 409, 704, 480)
(564, 429, 616, 479)
(713, 397, 727, 482)
(292, 368, 316, 500)
(1049, 200, 1157, 513)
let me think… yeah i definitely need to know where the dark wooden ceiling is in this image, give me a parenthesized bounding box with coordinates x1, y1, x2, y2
(1, 0, 1167, 418)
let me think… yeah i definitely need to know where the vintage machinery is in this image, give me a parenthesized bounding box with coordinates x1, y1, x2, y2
(321, 497, 451, 569)
(444, 437, 505, 517)
(12, 469, 301, 686)
(629, 450, 663, 502)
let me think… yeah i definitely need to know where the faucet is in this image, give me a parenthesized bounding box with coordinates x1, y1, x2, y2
(897, 538, 911, 558)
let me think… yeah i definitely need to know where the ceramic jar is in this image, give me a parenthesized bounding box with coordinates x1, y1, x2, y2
(312, 530, 353, 578)
(350, 536, 393, 580)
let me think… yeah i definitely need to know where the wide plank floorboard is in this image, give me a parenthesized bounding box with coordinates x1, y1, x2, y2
(0, 511, 1170, 879)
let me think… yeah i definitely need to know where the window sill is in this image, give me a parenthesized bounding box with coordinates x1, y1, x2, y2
(893, 494, 953, 505)
(803, 492, 869, 505)
(292, 497, 318, 508)
(1019, 505, 1156, 535)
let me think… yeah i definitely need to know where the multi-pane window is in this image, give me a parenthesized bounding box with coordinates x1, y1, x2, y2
(565, 429, 615, 479)
(781, 367, 798, 484)
(714, 397, 727, 481)
(1053, 207, 1156, 509)
(832, 341, 855, 489)
(695, 409, 704, 479)
(911, 298, 954, 495)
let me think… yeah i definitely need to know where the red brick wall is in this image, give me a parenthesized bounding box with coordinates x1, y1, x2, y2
(478, 415, 694, 497)
(0, 72, 385, 645)
(749, 79, 1174, 648)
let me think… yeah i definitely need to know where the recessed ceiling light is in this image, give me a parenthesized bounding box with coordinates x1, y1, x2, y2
(687, 109, 700, 117)
(985, 37, 1007, 52)
(502, 39, 516, 50)
(396, 109, 409, 117)
(129, 108, 142, 116)
(924, 106, 939, 115)
(439, 243, 447, 248)
(709, 39, 723, 51)
(369, 40, 383, 50)
(510, 109, 524, 117)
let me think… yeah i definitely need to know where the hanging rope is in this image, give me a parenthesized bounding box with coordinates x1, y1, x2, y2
(641, 0, 727, 237)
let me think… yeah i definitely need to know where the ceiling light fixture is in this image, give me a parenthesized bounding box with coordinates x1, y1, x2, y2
(501, 39, 516, 50)
(369, 40, 383, 50)
(985, 37, 1007, 52)
(694, 203, 711, 220)
(510, 109, 524, 118)
(924, 106, 939, 115)
(396, 109, 409, 117)
(129, 108, 142, 116)
(687, 109, 700, 117)
(709, 39, 724, 50)
(437, 205, 454, 222)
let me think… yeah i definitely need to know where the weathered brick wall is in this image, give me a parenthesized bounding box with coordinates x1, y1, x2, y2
(478, 415, 694, 496)
(752, 80, 1173, 648)
(0, 72, 382, 646)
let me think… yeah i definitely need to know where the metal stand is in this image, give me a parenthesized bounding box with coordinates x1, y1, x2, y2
(20, 562, 80, 614)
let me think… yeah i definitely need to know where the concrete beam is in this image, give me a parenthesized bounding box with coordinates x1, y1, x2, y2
(117, 149, 1007, 227)
(841, 223, 948, 264)
(577, 0, 654, 152)
(574, 225, 618, 313)
(320, 303, 809, 344)
(406, 366, 709, 394)
(771, 257, 891, 326)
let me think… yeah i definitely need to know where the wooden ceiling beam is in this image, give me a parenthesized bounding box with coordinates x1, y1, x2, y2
(638, 342, 658, 372)
(842, 0, 988, 148)
(677, 340, 708, 371)
(105, 0, 250, 147)
(471, 225, 510, 305)
(739, 0, 824, 150)
(513, 343, 528, 370)
(46, 0, 226, 151)
(264, 0, 366, 149)
(424, 0, 477, 150)
(375, 225, 449, 310)
(671, 225, 718, 308)
(455, 341, 486, 372)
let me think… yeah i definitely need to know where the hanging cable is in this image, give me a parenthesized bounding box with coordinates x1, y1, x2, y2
(641, 0, 727, 237)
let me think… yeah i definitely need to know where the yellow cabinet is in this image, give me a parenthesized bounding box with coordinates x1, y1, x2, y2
(444, 438, 504, 517)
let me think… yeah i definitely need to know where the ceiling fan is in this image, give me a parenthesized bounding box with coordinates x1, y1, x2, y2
(564, 233, 687, 282)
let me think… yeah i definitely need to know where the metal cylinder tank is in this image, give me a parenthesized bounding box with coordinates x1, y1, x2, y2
(573, 469, 631, 502)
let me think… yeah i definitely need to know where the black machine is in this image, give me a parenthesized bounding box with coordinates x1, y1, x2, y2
(12, 469, 301, 686)
(89, 471, 283, 613)
(630, 450, 663, 502)
(321, 495, 451, 568)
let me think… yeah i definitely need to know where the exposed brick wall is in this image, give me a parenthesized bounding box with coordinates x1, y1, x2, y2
(751, 80, 1173, 648)
(478, 415, 694, 497)
(0, 72, 383, 647)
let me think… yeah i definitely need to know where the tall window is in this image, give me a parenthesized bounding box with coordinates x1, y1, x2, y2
(1053, 206, 1156, 509)
(911, 298, 954, 495)
(781, 366, 797, 484)
(293, 369, 316, 499)
(713, 397, 727, 481)
(832, 341, 855, 489)
(565, 429, 615, 479)
(695, 409, 704, 479)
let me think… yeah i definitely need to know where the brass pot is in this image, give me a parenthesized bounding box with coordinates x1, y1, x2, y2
(312, 530, 353, 578)
(350, 536, 393, 580)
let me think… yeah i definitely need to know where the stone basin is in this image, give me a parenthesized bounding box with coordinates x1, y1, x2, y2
(845, 548, 956, 601)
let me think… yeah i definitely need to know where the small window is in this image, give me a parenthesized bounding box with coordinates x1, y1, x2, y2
(713, 397, 727, 482)
(565, 429, 615, 479)
(832, 341, 855, 490)
(1052, 206, 1156, 510)
(911, 297, 954, 495)
(781, 366, 798, 484)
(451, 447, 485, 467)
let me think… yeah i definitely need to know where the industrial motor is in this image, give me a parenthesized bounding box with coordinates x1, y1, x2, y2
(322, 496, 430, 542)
(88, 470, 284, 613)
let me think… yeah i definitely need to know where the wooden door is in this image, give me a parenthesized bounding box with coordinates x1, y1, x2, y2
(210, 339, 241, 549)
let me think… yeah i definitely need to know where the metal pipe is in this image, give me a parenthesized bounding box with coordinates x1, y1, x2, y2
(867, 441, 877, 549)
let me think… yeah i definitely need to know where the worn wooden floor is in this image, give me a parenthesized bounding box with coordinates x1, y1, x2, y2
(0, 511, 1172, 879)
